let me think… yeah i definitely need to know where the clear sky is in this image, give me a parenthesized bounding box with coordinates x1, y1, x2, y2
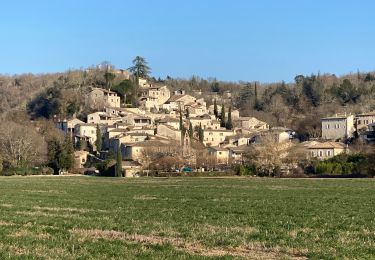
(1, 0, 374, 82)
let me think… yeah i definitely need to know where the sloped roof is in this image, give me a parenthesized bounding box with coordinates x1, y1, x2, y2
(167, 94, 187, 102)
(209, 146, 229, 152)
(356, 111, 375, 117)
(308, 142, 346, 149)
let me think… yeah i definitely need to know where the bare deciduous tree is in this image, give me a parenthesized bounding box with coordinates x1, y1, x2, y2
(0, 121, 47, 168)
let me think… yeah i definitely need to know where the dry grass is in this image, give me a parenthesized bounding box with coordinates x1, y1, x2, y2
(198, 224, 259, 235)
(9, 229, 51, 240)
(0, 220, 14, 226)
(133, 195, 158, 200)
(32, 206, 108, 213)
(70, 228, 306, 259)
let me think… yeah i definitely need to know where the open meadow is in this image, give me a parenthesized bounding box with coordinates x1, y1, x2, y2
(0, 176, 374, 259)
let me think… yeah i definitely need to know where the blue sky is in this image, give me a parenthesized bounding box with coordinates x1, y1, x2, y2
(1, 0, 374, 82)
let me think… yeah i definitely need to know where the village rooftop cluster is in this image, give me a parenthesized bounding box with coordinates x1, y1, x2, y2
(55, 72, 375, 177)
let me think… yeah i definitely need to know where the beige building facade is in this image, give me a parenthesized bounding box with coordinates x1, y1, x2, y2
(321, 114, 355, 140)
(308, 142, 346, 160)
(88, 88, 121, 108)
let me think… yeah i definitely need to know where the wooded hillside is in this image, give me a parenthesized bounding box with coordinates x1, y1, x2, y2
(1, 67, 375, 140)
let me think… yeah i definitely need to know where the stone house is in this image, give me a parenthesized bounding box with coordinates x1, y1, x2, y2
(321, 114, 355, 140)
(109, 133, 149, 154)
(139, 85, 171, 111)
(74, 150, 89, 168)
(156, 124, 182, 142)
(207, 147, 230, 164)
(121, 114, 152, 127)
(87, 88, 121, 108)
(203, 129, 235, 146)
(359, 123, 375, 143)
(87, 112, 121, 125)
(308, 142, 347, 160)
(189, 114, 220, 129)
(122, 160, 142, 177)
(55, 118, 85, 137)
(190, 115, 220, 130)
(355, 111, 375, 131)
(252, 130, 290, 144)
(185, 103, 208, 117)
(157, 117, 180, 130)
(75, 123, 98, 144)
(122, 139, 180, 162)
(228, 145, 250, 164)
(163, 94, 197, 111)
(138, 78, 151, 88)
(234, 117, 269, 130)
(105, 107, 146, 117)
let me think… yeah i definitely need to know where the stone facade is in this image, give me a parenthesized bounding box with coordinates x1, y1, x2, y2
(321, 114, 355, 140)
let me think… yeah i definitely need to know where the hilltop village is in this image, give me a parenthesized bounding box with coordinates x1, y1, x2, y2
(54, 71, 375, 177)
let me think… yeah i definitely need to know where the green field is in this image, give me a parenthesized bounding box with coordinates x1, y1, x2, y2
(0, 177, 374, 259)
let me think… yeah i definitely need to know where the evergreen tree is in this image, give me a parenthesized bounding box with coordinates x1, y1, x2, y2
(76, 139, 87, 151)
(179, 109, 183, 130)
(128, 56, 151, 84)
(47, 138, 60, 172)
(189, 121, 193, 139)
(213, 99, 218, 118)
(235, 83, 254, 112)
(49, 136, 75, 174)
(198, 123, 204, 143)
(115, 147, 123, 177)
(185, 108, 190, 118)
(95, 124, 102, 153)
(59, 136, 75, 171)
(112, 79, 134, 105)
(104, 72, 116, 89)
(226, 106, 233, 130)
(220, 104, 226, 127)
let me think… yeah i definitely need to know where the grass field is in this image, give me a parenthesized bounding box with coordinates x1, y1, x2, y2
(0, 176, 374, 259)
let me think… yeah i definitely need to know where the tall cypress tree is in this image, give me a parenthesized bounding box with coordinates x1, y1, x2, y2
(226, 106, 233, 130)
(198, 123, 204, 143)
(220, 104, 226, 127)
(189, 121, 193, 139)
(115, 146, 123, 177)
(95, 124, 102, 153)
(213, 99, 218, 118)
(179, 109, 183, 130)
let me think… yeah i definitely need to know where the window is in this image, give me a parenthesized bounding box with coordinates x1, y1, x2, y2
(326, 125, 330, 129)
(319, 151, 323, 157)
(91, 131, 94, 134)
(212, 138, 214, 141)
(327, 150, 331, 156)
(82, 158, 85, 163)
(220, 133, 223, 136)
(358, 120, 361, 125)
(219, 152, 222, 155)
